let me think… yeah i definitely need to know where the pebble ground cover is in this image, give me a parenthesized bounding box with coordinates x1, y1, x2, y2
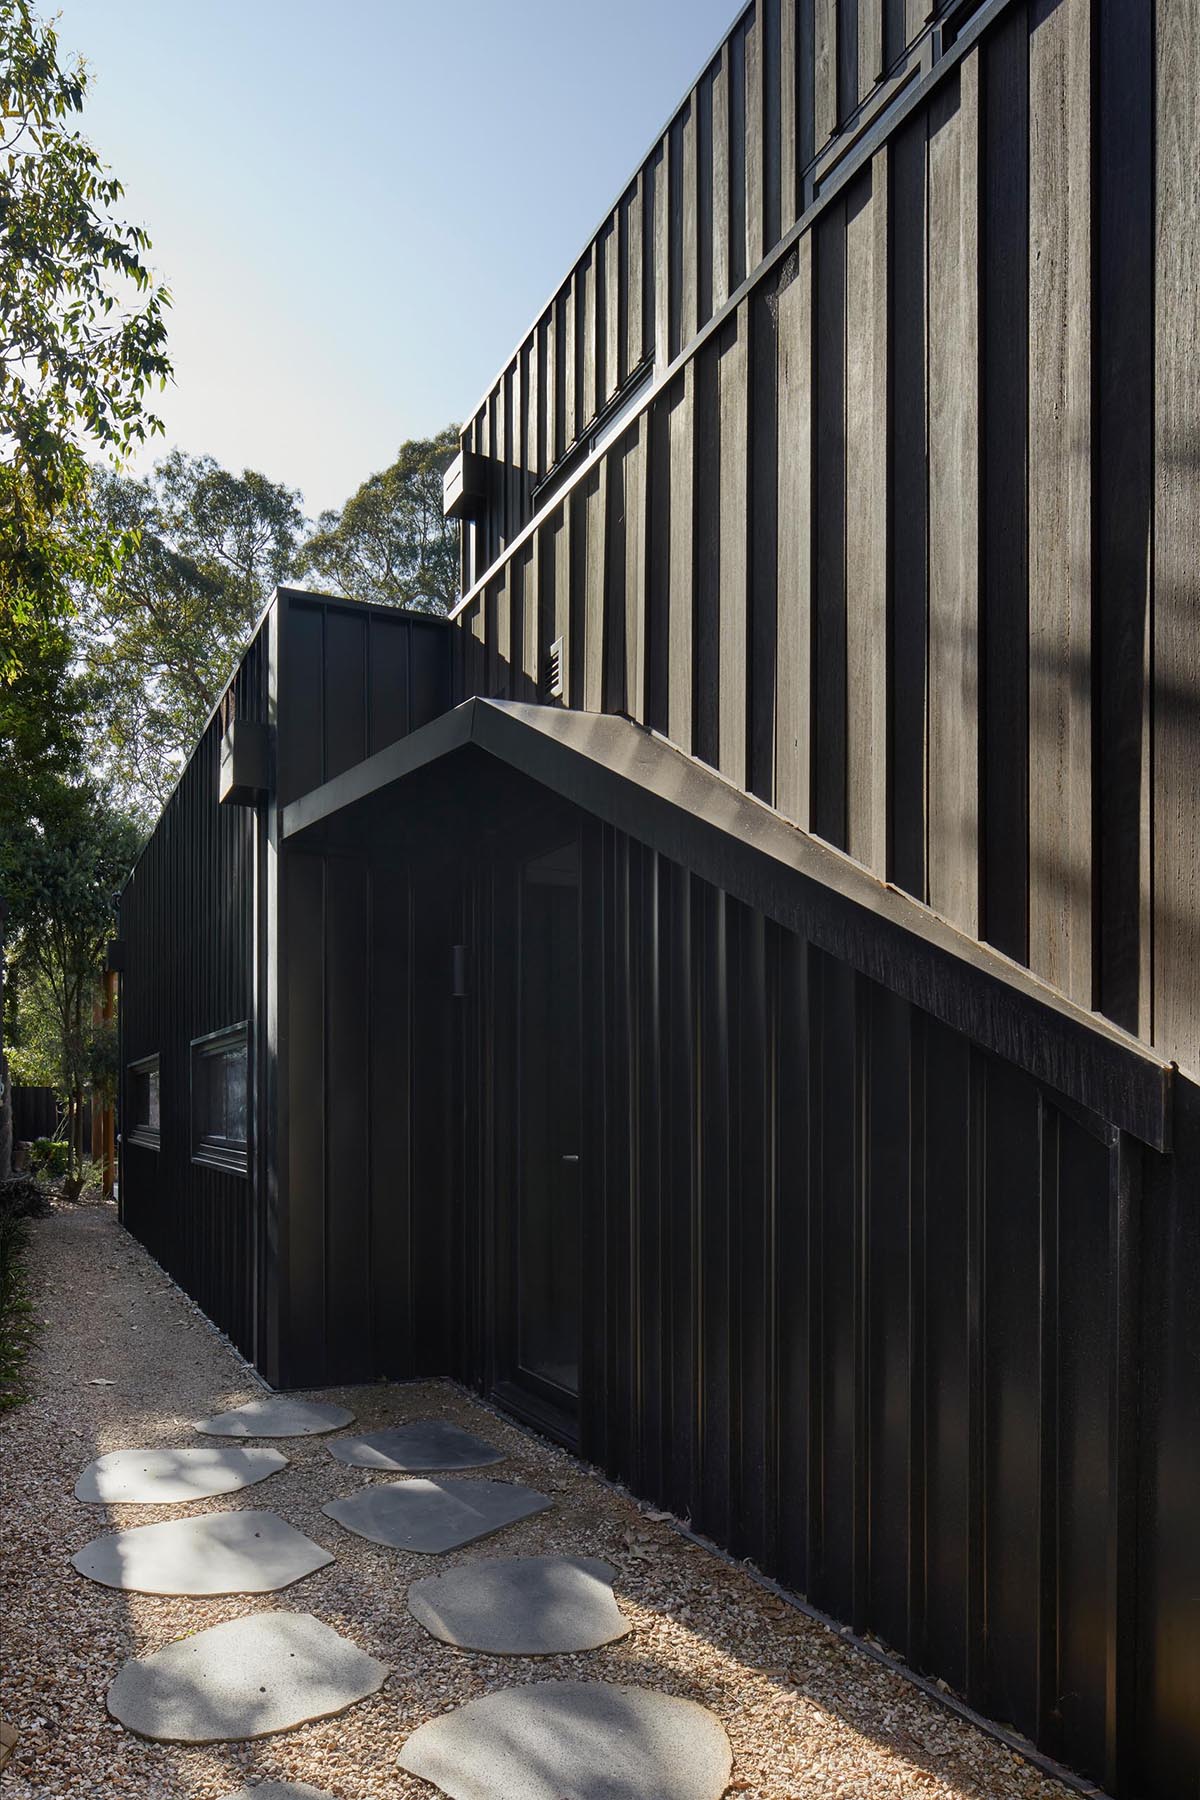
(0, 1202, 1079, 1800)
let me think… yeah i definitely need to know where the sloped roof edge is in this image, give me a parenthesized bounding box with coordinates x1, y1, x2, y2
(282, 697, 1171, 1150)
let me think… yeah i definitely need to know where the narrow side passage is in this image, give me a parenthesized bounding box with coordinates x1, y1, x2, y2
(0, 1202, 1084, 1800)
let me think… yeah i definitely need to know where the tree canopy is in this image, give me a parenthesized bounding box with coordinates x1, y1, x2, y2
(296, 426, 459, 613)
(0, 0, 171, 863)
(0, 5, 472, 1179)
(3, 782, 138, 1187)
(78, 454, 304, 820)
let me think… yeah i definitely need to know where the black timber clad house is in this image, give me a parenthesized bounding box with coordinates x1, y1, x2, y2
(118, 2, 1199, 1794)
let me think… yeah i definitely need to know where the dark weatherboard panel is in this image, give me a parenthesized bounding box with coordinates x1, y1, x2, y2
(276, 842, 457, 1388)
(119, 626, 269, 1362)
(282, 707, 1187, 1798)
(275, 588, 453, 804)
(119, 591, 455, 1378)
(453, 0, 1200, 1086)
(449, 800, 1198, 1800)
(456, 0, 964, 587)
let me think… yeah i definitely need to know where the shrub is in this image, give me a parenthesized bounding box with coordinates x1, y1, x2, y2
(0, 1213, 35, 1410)
(30, 1138, 68, 1178)
(0, 1174, 49, 1221)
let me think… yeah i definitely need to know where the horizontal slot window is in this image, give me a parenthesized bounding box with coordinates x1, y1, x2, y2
(531, 354, 655, 513)
(191, 1024, 249, 1176)
(127, 1054, 160, 1150)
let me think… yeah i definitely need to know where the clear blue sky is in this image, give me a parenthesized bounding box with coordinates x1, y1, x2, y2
(52, 0, 736, 521)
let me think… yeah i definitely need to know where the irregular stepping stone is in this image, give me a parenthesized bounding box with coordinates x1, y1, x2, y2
(398, 1679, 733, 1800)
(72, 1511, 333, 1595)
(327, 1422, 502, 1472)
(408, 1555, 629, 1654)
(220, 1785, 336, 1800)
(76, 1445, 287, 1505)
(107, 1610, 386, 1743)
(197, 1397, 353, 1438)
(324, 1477, 550, 1553)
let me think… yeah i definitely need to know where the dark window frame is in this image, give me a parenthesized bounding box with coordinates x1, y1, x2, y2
(189, 1022, 250, 1176)
(126, 1053, 161, 1150)
(530, 353, 654, 514)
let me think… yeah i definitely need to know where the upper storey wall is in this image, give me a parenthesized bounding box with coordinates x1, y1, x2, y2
(275, 591, 453, 805)
(458, 0, 961, 589)
(452, 0, 1200, 1080)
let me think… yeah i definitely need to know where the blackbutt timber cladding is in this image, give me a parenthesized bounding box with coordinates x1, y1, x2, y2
(118, 592, 454, 1374)
(460, 0, 949, 584)
(280, 844, 456, 1388)
(275, 589, 453, 804)
(119, 629, 268, 1360)
(453, 810, 1198, 1798)
(272, 593, 454, 1381)
(455, 0, 1200, 1080)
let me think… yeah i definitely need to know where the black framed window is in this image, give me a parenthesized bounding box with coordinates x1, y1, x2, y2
(190, 1024, 249, 1174)
(127, 1054, 160, 1150)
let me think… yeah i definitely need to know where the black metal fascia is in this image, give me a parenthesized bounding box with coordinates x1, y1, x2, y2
(281, 697, 1172, 1151)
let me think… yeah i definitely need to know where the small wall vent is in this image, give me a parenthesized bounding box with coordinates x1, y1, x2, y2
(544, 635, 565, 699)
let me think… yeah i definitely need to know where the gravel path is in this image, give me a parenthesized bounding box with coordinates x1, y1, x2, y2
(0, 1204, 1076, 1800)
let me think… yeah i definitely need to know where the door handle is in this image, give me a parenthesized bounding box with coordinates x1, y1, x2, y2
(561, 1154, 580, 1164)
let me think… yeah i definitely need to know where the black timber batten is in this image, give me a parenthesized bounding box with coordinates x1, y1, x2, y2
(452, 0, 1200, 1103)
(283, 698, 1171, 1151)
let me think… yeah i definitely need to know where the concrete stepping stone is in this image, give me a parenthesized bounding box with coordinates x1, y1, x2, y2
(72, 1510, 333, 1596)
(106, 1610, 387, 1743)
(323, 1477, 551, 1553)
(408, 1555, 630, 1654)
(76, 1445, 287, 1504)
(327, 1422, 503, 1472)
(220, 1785, 337, 1800)
(197, 1397, 354, 1438)
(398, 1679, 733, 1800)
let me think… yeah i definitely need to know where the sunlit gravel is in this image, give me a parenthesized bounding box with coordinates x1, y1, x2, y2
(0, 1203, 1077, 1800)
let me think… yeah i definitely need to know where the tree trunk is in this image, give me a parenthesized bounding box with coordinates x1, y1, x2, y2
(90, 992, 102, 1162)
(0, 902, 11, 1180)
(62, 1087, 84, 1201)
(0, 1048, 11, 1184)
(102, 968, 116, 1199)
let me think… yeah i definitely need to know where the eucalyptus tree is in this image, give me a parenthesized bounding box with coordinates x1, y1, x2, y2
(3, 784, 140, 1195)
(0, 0, 170, 707)
(0, 0, 170, 1171)
(79, 455, 304, 821)
(297, 426, 460, 614)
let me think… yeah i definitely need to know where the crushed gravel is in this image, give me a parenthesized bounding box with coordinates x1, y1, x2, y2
(0, 1204, 1079, 1800)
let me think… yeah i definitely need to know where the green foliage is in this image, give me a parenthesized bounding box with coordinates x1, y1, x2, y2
(77, 454, 304, 819)
(6, 959, 60, 1086)
(0, 1209, 35, 1410)
(296, 426, 460, 614)
(0, 613, 88, 846)
(88, 1006, 117, 1104)
(3, 783, 140, 1182)
(0, 0, 171, 832)
(30, 1136, 65, 1175)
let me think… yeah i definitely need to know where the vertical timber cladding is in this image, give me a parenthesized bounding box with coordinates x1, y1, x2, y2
(274, 588, 453, 804)
(576, 820, 1170, 1796)
(280, 844, 456, 1389)
(453, 0, 1200, 1082)
(1146, 10, 1200, 1788)
(119, 627, 268, 1364)
(457, 0, 939, 588)
(273, 592, 455, 1387)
